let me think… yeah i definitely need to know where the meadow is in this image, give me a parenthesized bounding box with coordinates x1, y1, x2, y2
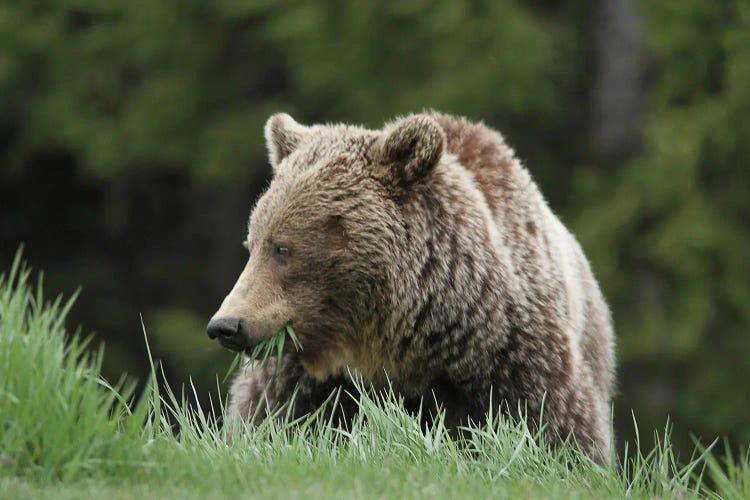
(1, 255, 748, 499)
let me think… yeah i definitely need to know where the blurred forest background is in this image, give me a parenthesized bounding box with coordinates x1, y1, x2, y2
(1, 0, 748, 457)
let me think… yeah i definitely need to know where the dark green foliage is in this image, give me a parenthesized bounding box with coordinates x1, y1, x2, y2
(571, 0, 750, 448)
(0, 0, 748, 458)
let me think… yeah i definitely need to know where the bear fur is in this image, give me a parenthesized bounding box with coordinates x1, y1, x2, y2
(209, 112, 615, 461)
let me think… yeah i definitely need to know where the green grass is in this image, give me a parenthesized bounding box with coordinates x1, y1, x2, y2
(224, 323, 302, 383)
(1, 253, 749, 499)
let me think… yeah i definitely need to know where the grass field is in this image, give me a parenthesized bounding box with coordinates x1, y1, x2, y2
(1, 254, 748, 499)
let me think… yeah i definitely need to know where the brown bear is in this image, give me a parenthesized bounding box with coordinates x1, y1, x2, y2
(207, 111, 615, 461)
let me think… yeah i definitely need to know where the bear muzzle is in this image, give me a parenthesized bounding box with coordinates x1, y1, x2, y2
(206, 316, 250, 352)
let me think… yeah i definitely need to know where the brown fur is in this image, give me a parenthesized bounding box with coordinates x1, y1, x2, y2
(210, 112, 616, 462)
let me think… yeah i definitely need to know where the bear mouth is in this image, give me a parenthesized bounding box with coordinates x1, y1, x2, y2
(237, 322, 298, 359)
(218, 336, 247, 352)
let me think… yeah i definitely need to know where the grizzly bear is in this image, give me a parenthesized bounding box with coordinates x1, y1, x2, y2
(207, 112, 615, 461)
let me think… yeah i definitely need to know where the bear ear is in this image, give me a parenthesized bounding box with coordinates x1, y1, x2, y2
(264, 113, 308, 170)
(376, 114, 445, 185)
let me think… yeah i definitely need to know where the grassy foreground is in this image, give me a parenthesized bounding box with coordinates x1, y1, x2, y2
(1, 255, 748, 499)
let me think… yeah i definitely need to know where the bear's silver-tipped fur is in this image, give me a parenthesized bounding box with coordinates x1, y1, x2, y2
(211, 112, 616, 462)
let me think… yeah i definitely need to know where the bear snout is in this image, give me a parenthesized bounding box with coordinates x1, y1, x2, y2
(206, 316, 249, 351)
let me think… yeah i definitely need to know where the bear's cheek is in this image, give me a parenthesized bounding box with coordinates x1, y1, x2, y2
(285, 301, 351, 373)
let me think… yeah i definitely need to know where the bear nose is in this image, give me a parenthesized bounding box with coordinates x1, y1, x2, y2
(206, 317, 248, 351)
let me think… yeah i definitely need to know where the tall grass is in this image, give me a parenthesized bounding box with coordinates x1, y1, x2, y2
(0, 252, 748, 498)
(0, 252, 147, 480)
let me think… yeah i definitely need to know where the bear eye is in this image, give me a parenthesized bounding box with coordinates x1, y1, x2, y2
(271, 243, 291, 262)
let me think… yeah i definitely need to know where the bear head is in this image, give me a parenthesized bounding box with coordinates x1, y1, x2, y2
(207, 112, 446, 380)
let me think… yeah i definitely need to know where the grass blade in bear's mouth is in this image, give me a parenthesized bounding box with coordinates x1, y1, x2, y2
(223, 324, 302, 383)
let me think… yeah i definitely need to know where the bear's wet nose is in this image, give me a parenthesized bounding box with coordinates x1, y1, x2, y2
(206, 317, 247, 350)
